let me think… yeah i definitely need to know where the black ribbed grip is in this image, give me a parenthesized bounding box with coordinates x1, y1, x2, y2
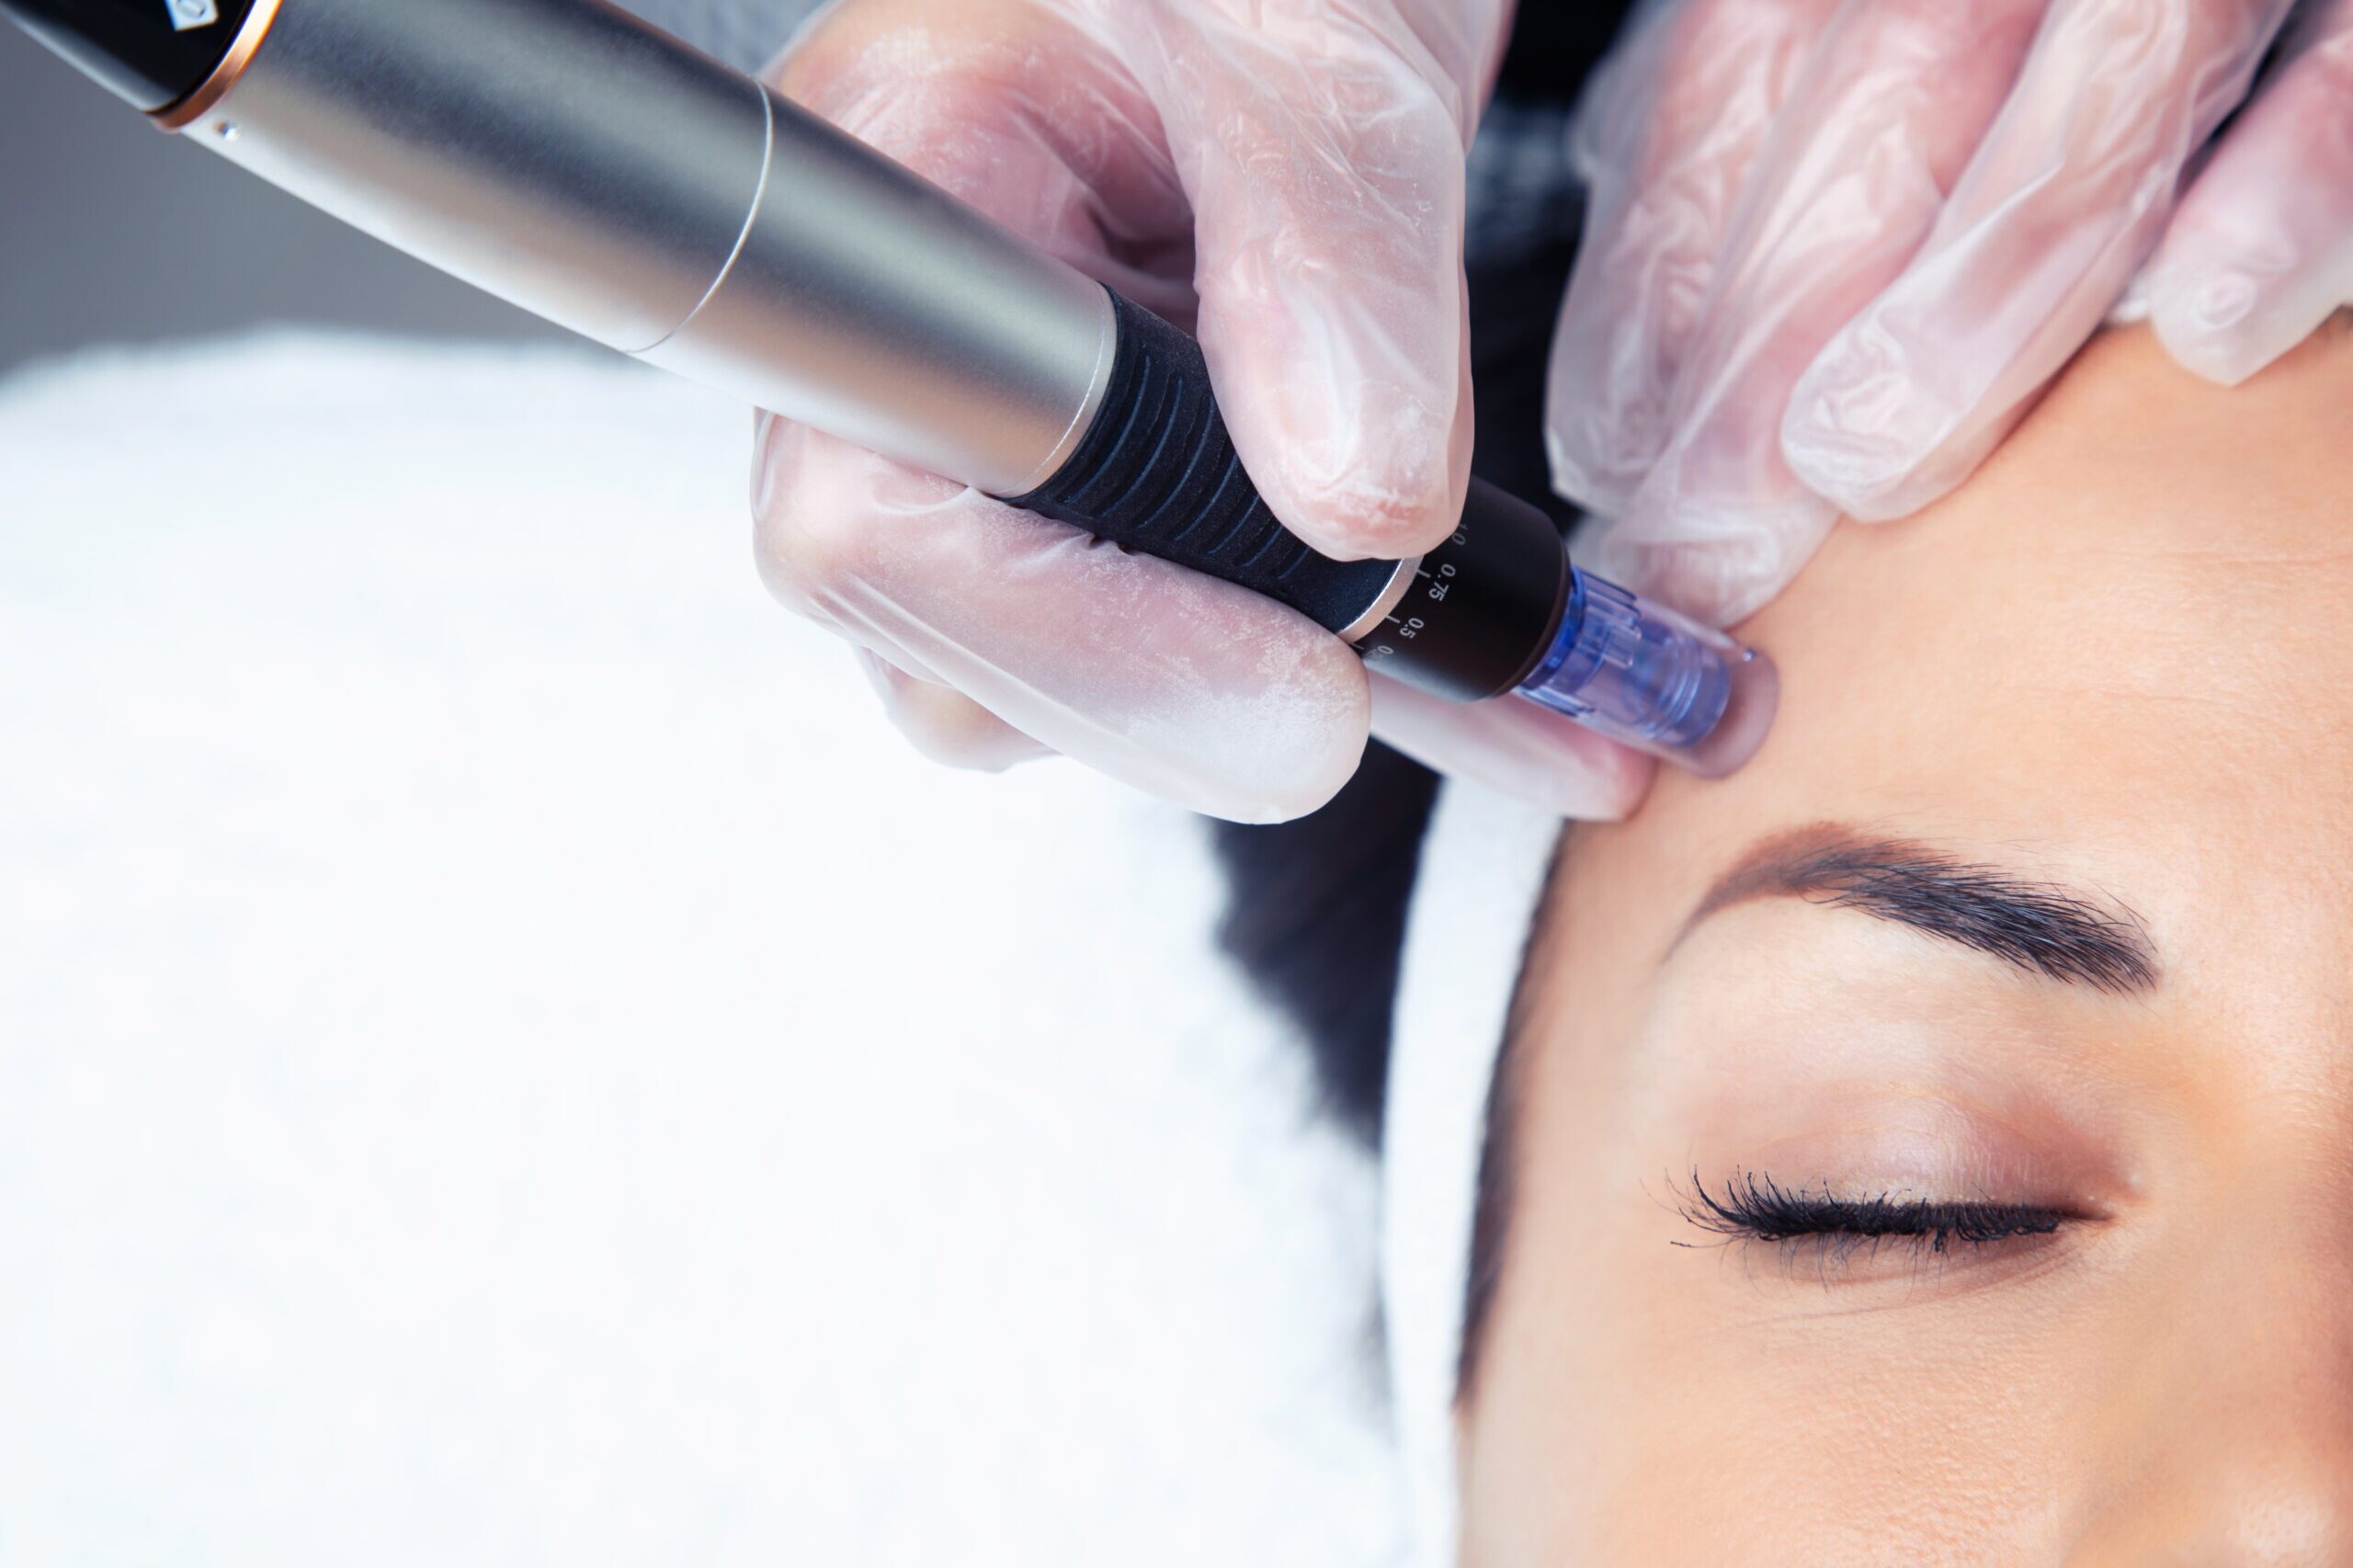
(1009, 288, 1573, 704)
(1007, 290, 1401, 635)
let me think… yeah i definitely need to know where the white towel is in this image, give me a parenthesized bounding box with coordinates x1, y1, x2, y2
(1382, 784, 1563, 1568)
(0, 335, 1404, 1567)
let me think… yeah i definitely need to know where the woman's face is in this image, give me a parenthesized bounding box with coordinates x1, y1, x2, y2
(1460, 322, 2353, 1564)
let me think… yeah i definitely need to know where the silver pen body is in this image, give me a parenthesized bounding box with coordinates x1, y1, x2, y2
(188, 0, 1116, 497)
(2, 0, 1779, 769)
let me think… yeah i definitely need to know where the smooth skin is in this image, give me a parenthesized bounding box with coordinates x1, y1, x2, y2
(1460, 318, 2353, 1564)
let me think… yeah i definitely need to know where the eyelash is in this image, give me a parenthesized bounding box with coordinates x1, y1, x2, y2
(1677, 1169, 2072, 1266)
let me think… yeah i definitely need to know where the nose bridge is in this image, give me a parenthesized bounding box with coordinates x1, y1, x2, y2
(2064, 1199, 2353, 1567)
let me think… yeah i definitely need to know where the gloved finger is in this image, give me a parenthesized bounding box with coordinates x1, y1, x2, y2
(2143, 0, 2353, 386)
(763, 0, 1316, 813)
(1592, 0, 2050, 625)
(1370, 674, 1654, 822)
(1544, 0, 1846, 518)
(754, 416, 1371, 824)
(851, 649, 1055, 772)
(773, 0, 1199, 319)
(1785, 0, 2297, 524)
(1107, 2, 1504, 562)
(2107, 265, 2156, 325)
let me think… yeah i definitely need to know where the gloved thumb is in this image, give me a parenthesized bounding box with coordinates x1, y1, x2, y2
(1107, 3, 1498, 563)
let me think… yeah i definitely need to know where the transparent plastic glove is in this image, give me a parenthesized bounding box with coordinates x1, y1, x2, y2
(1549, 0, 2299, 627)
(756, 411, 1653, 823)
(749, 0, 1637, 826)
(2141, 0, 2353, 385)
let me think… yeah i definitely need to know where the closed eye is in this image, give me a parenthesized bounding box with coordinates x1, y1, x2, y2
(1677, 1169, 2075, 1262)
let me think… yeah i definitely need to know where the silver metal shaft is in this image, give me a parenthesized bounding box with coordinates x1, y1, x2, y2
(191, 0, 1116, 496)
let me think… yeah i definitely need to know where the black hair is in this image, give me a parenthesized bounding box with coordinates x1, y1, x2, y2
(1208, 742, 1442, 1146)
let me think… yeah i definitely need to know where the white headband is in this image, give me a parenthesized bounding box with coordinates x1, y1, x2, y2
(1381, 781, 1563, 1568)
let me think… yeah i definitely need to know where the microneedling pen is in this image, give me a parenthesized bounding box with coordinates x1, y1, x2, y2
(4, 0, 1778, 775)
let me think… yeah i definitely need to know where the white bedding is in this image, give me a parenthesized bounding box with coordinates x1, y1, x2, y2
(0, 337, 1404, 1566)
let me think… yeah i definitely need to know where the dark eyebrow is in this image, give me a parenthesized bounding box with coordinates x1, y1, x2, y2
(1677, 824, 2158, 994)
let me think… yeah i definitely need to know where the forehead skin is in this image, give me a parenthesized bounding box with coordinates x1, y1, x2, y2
(1460, 322, 2353, 1565)
(1650, 317, 2353, 945)
(1556, 319, 2353, 1077)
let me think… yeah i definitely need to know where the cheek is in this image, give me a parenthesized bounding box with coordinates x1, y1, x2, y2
(1464, 1199, 2123, 1566)
(1460, 1008, 2121, 1568)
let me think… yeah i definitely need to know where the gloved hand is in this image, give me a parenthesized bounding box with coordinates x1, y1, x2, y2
(751, 0, 1651, 824)
(1548, 0, 2333, 628)
(2141, 0, 2353, 384)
